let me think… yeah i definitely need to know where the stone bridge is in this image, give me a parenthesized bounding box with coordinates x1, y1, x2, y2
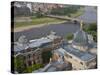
(45, 15, 81, 24)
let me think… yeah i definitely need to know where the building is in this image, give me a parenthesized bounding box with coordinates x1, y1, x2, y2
(13, 31, 63, 68)
(13, 21, 97, 73)
(12, 1, 32, 17)
(33, 21, 97, 72)
(32, 3, 64, 14)
(50, 21, 97, 70)
(32, 48, 72, 73)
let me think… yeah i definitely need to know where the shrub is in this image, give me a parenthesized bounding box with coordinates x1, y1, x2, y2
(66, 33, 74, 40)
(83, 23, 97, 42)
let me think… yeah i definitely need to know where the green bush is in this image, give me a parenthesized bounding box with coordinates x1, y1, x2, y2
(23, 64, 44, 73)
(88, 23, 97, 31)
(50, 6, 81, 16)
(66, 33, 74, 40)
(83, 23, 97, 42)
(14, 55, 26, 73)
(42, 51, 52, 64)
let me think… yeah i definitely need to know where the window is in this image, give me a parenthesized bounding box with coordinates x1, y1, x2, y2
(65, 54, 72, 58)
(28, 60, 32, 66)
(28, 54, 31, 59)
(33, 61, 36, 64)
(69, 55, 72, 58)
(80, 62, 83, 65)
(65, 53, 69, 57)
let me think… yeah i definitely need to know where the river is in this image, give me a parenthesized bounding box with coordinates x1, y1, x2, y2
(14, 6, 97, 41)
(77, 6, 97, 23)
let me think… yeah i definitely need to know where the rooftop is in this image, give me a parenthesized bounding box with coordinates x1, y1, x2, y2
(29, 37, 52, 48)
(63, 45, 96, 61)
(14, 43, 28, 52)
(72, 21, 89, 46)
(72, 30, 88, 46)
(14, 37, 52, 52)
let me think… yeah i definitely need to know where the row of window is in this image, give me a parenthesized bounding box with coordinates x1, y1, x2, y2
(65, 53, 84, 65)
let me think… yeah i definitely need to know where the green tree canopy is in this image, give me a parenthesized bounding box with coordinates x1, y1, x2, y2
(66, 33, 74, 40)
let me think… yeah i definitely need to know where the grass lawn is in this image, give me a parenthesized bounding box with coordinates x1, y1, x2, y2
(14, 17, 64, 28)
(14, 7, 85, 28)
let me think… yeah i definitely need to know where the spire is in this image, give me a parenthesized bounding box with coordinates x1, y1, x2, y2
(80, 20, 83, 30)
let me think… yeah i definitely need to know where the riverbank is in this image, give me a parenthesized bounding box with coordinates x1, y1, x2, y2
(14, 17, 64, 28)
(14, 21, 66, 32)
(14, 6, 97, 32)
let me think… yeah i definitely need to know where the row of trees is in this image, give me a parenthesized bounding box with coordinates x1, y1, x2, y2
(83, 23, 97, 42)
(31, 6, 82, 18)
(50, 6, 81, 16)
(14, 50, 52, 73)
(12, 3, 83, 18)
(14, 55, 43, 73)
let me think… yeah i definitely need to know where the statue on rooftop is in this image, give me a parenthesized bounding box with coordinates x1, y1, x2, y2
(18, 35, 28, 44)
(80, 20, 83, 30)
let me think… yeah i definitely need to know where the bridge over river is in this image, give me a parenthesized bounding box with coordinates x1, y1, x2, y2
(45, 15, 80, 23)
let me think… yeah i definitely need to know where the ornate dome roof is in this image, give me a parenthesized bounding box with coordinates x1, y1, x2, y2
(72, 30, 88, 46)
(72, 20, 88, 46)
(18, 35, 28, 44)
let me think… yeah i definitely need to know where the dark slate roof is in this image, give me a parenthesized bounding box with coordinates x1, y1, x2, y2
(46, 59, 70, 71)
(14, 37, 52, 52)
(14, 44, 28, 52)
(72, 30, 88, 46)
(63, 45, 96, 61)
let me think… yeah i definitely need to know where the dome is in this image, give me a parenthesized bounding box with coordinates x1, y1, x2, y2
(18, 35, 28, 44)
(72, 30, 88, 46)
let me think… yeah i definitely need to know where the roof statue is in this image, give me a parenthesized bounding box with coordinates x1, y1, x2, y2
(18, 35, 28, 44)
(72, 20, 88, 47)
(80, 20, 83, 30)
(49, 58, 52, 63)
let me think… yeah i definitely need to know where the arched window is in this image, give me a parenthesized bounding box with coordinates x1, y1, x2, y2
(80, 62, 83, 65)
(28, 54, 31, 59)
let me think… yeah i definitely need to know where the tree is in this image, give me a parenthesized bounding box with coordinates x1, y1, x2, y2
(50, 6, 81, 16)
(32, 64, 44, 71)
(66, 33, 74, 40)
(42, 51, 52, 64)
(83, 23, 97, 42)
(36, 8, 44, 18)
(24, 64, 44, 73)
(87, 23, 97, 31)
(15, 55, 44, 73)
(14, 55, 26, 73)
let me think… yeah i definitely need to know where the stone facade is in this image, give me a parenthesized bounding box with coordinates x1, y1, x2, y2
(14, 32, 63, 67)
